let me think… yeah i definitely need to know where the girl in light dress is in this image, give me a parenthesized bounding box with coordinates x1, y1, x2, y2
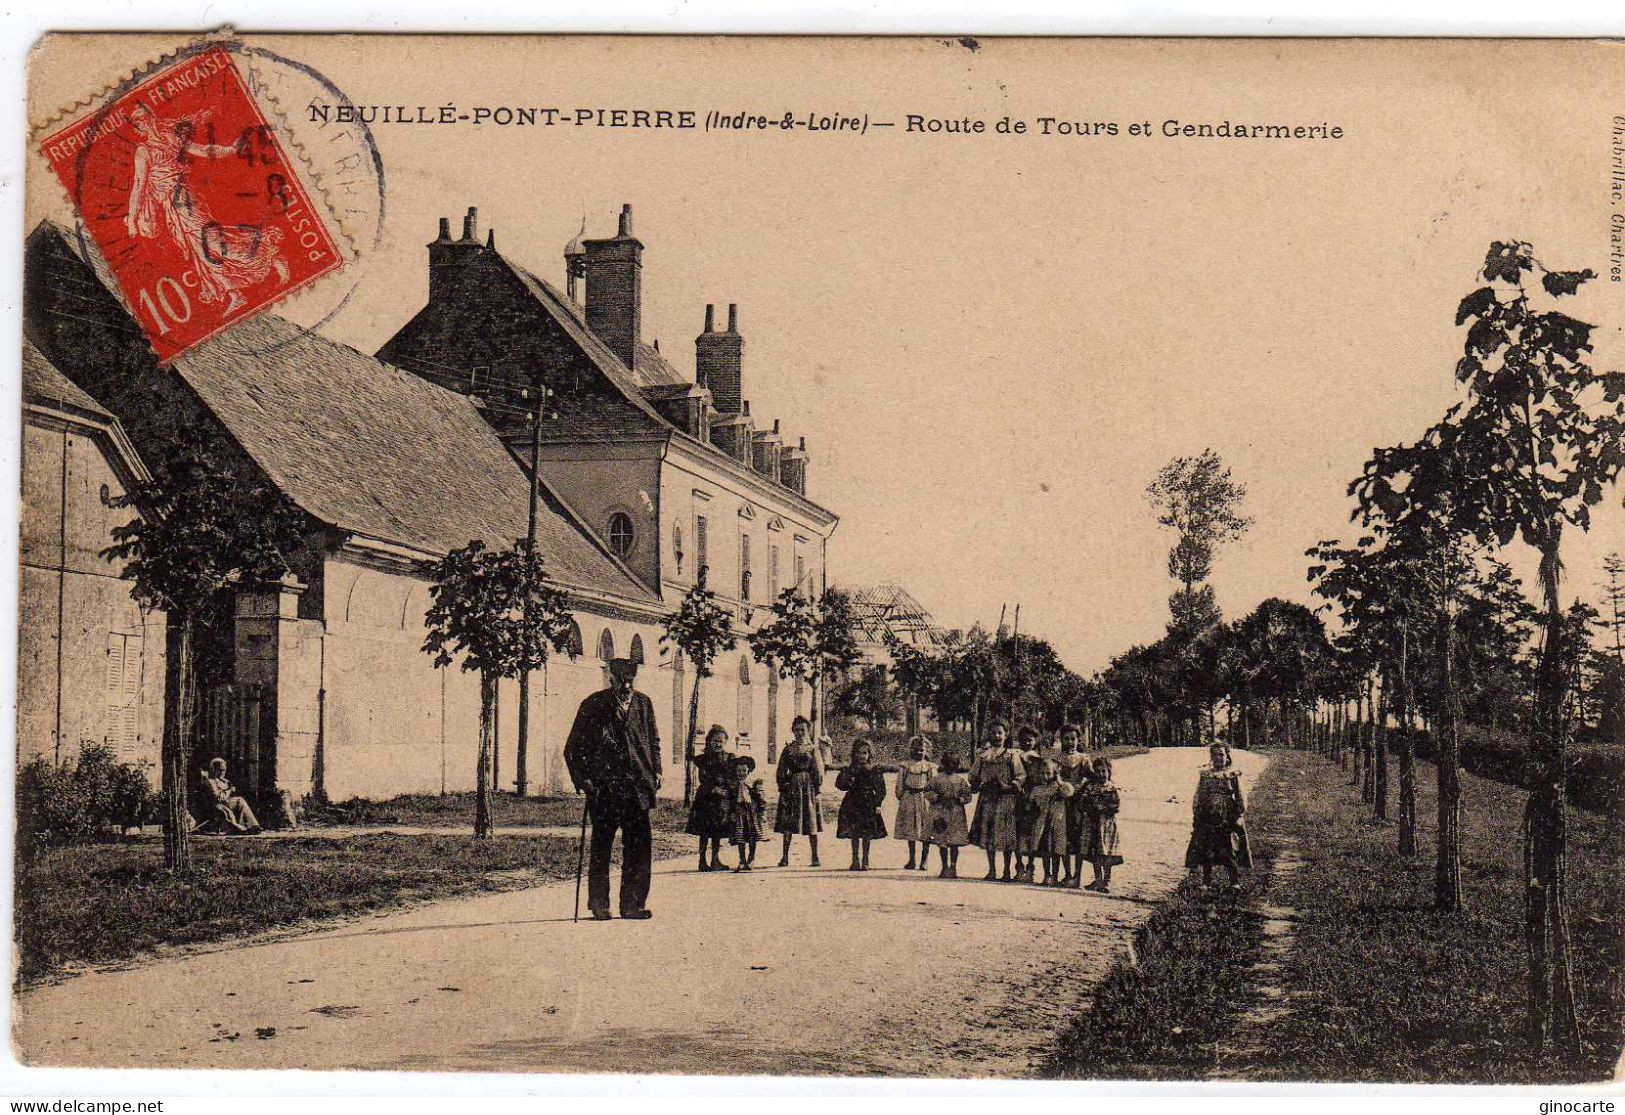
(924, 751, 973, 877)
(969, 721, 1024, 881)
(893, 735, 937, 871)
(773, 716, 823, 867)
(1085, 758, 1125, 893)
(1022, 744, 1070, 886)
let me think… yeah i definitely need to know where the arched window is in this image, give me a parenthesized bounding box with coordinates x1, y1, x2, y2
(736, 655, 753, 743)
(566, 620, 584, 658)
(607, 512, 635, 558)
(630, 634, 645, 665)
(597, 628, 615, 662)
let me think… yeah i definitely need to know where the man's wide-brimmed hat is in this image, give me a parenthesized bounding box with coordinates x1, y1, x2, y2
(730, 754, 757, 773)
(607, 657, 639, 677)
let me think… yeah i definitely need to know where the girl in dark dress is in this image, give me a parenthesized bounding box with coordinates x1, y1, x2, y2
(1085, 758, 1124, 893)
(835, 739, 888, 870)
(774, 716, 823, 867)
(685, 725, 733, 871)
(1186, 743, 1247, 890)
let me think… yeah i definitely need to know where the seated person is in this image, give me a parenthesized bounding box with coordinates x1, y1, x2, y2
(200, 757, 261, 834)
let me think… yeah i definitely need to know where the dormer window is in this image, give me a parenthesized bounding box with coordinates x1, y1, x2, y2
(607, 511, 635, 558)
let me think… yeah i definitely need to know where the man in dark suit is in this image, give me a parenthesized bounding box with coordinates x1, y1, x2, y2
(564, 657, 662, 920)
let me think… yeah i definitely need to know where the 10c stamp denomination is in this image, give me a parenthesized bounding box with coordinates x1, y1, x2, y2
(39, 44, 344, 363)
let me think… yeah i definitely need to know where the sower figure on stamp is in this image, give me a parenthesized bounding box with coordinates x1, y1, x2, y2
(564, 657, 661, 921)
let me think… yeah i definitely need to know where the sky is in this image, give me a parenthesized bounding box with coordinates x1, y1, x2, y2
(27, 35, 1625, 673)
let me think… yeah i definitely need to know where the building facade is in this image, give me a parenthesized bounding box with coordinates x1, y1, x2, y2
(22, 201, 838, 806)
(19, 339, 166, 773)
(378, 204, 839, 769)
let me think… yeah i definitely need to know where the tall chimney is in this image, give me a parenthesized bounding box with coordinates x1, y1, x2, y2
(580, 203, 643, 369)
(429, 209, 483, 299)
(462, 206, 478, 241)
(696, 302, 743, 414)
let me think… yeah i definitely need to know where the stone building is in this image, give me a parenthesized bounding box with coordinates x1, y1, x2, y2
(19, 338, 165, 772)
(377, 204, 839, 769)
(21, 202, 838, 805)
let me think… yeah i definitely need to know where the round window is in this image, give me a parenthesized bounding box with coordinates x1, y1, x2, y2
(607, 511, 635, 558)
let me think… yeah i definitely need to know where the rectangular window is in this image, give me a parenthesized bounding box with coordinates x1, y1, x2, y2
(740, 534, 752, 602)
(695, 514, 709, 584)
(794, 553, 807, 598)
(770, 545, 780, 602)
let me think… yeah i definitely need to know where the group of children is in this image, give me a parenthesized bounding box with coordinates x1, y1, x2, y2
(685, 716, 1125, 892)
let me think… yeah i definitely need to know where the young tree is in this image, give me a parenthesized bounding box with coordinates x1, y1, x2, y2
(749, 587, 861, 752)
(832, 665, 898, 729)
(106, 427, 306, 873)
(1374, 241, 1624, 1058)
(1598, 553, 1625, 670)
(662, 573, 737, 806)
(421, 538, 577, 838)
(1147, 448, 1252, 630)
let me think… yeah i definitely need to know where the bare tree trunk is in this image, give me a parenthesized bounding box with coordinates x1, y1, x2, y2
(1526, 538, 1582, 1059)
(474, 670, 495, 839)
(1352, 691, 1366, 789)
(162, 617, 196, 873)
(1373, 684, 1389, 820)
(1437, 608, 1464, 912)
(684, 667, 703, 808)
(1395, 630, 1418, 856)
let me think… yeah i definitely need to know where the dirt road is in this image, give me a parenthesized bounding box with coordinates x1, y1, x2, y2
(14, 747, 1267, 1077)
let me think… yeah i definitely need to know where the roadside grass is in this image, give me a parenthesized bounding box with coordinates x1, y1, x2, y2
(1049, 747, 1622, 1083)
(303, 791, 689, 833)
(1240, 749, 1621, 1084)
(1046, 768, 1275, 1080)
(15, 826, 692, 988)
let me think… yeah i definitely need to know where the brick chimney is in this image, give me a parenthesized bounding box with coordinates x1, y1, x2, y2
(781, 436, 808, 495)
(752, 419, 783, 481)
(580, 203, 643, 370)
(696, 302, 743, 414)
(428, 207, 486, 299)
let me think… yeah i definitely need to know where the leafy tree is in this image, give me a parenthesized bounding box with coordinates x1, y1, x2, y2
(832, 664, 898, 729)
(663, 573, 737, 806)
(106, 427, 306, 872)
(422, 538, 577, 838)
(1147, 448, 1252, 630)
(748, 587, 860, 748)
(1366, 241, 1624, 1058)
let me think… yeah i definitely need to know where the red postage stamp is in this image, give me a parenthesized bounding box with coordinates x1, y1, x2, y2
(38, 44, 344, 363)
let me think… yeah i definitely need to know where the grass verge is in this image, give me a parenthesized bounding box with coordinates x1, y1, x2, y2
(1046, 768, 1276, 1080)
(1238, 749, 1621, 1084)
(16, 823, 691, 988)
(1049, 747, 1622, 1083)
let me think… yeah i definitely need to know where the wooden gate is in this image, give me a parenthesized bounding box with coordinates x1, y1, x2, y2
(196, 684, 272, 807)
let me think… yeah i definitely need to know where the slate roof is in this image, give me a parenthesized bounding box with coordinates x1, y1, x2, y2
(23, 337, 111, 418)
(167, 313, 656, 603)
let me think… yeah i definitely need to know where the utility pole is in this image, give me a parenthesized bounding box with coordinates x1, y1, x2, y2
(515, 385, 550, 797)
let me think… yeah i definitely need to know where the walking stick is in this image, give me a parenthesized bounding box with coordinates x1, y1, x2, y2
(573, 793, 590, 923)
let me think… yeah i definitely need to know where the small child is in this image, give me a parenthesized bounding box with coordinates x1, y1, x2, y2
(835, 739, 888, 870)
(747, 773, 768, 867)
(1023, 749, 1069, 886)
(893, 735, 937, 871)
(1086, 758, 1125, 893)
(924, 751, 973, 878)
(1013, 725, 1043, 883)
(727, 754, 762, 871)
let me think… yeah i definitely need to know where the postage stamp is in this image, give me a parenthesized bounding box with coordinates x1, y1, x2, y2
(37, 43, 345, 363)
